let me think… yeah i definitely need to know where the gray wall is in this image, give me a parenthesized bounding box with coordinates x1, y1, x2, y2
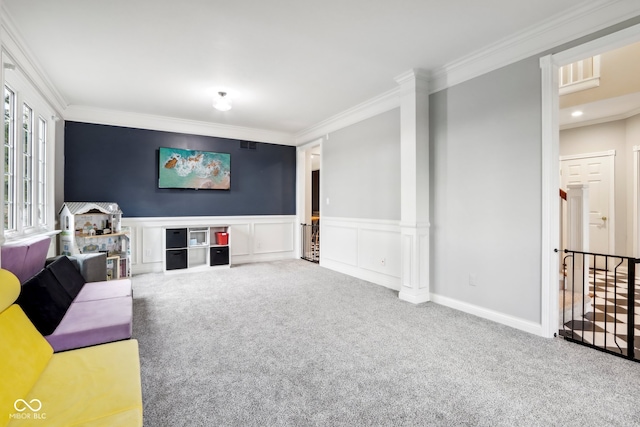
(427, 16, 640, 325)
(322, 108, 400, 220)
(430, 57, 543, 323)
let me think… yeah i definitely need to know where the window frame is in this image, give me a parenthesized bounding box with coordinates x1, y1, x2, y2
(36, 116, 47, 227)
(3, 67, 56, 240)
(4, 85, 16, 232)
(22, 101, 34, 228)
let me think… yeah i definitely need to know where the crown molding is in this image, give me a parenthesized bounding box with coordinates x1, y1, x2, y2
(64, 105, 296, 146)
(395, 68, 430, 97)
(1, 5, 67, 116)
(295, 87, 400, 145)
(394, 68, 430, 86)
(429, 0, 640, 93)
(297, 2, 640, 141)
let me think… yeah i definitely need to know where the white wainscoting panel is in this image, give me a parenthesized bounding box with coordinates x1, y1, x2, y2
(254, 222, 294, 254)
(230, 223, 251, 256)
(123, 216, 296, 274)
(358, 228, 401, 276)
(321, 217, 401, 290)
(142, 227, 163, 263)
(321, 223, 358, 266)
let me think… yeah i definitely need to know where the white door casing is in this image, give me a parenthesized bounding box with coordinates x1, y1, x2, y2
(296, 138, 323, 259)
(540, 22, 640, 338)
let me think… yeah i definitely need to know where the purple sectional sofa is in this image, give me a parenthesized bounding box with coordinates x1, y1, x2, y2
(16, 255, 133, 352)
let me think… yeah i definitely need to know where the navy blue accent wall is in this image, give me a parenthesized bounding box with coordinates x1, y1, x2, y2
(64, 122, 296, 217)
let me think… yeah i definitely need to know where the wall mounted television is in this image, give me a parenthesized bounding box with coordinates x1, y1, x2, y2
(158, 147, 230, 190)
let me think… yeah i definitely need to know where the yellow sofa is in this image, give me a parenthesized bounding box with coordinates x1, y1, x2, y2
(0, 269, 143, 426)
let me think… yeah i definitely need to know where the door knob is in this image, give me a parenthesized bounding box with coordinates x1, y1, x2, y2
(601, 216, 607, 221)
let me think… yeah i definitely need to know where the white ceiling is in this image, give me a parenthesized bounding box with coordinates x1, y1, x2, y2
(4, 1, 640, 140)
(560, 91, 640, 129)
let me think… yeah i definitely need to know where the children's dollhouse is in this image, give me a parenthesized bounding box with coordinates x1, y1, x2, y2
(59, 202, 131, 279)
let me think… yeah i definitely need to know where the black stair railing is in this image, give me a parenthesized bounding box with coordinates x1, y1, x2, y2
(300, 223, 319, 263)
(561, 249, 638, 362)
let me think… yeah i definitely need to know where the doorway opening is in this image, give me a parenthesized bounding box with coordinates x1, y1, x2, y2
(542, 23, 640, 356)
(297, 141, 321, 263)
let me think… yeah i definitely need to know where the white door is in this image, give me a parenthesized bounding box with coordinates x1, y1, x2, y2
(560, 152, 614, 266)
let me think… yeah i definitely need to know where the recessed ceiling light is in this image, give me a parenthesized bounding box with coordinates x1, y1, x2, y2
(571, 111, 583, 117)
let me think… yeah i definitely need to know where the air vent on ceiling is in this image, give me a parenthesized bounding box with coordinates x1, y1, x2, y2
(240, 141, 256, 150)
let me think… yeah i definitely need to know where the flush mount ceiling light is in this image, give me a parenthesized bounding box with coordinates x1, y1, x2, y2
(213, 91, 232, 112)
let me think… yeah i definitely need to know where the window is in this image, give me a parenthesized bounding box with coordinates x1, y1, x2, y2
(4, 87, 16, 231)
(559, 55, 601, 95)
(37, 117, 47, 226)
(22, 103, 34, 228)
(3, 83, 51, 236)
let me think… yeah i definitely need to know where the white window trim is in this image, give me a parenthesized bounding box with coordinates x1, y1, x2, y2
(4, 84, 17, 234)
(3, 63, 57, 242)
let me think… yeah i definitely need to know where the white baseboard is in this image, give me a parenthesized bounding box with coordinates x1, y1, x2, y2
(132, 263, 160, 275)
(132, 252, 297, 275)
(233, 252, 297, 265)
(430, 293, 544, 337)
(398, 289, 430, 304)
(321, 258, 401, 291)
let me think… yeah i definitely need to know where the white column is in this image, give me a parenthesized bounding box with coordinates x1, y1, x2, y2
(540, 54, 561, 338)
(395, 69, 430, 304)
(566, 184, 589, 296)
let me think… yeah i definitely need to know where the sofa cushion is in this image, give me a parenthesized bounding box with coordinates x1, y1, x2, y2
(1, 235, 51, 284)
(47, 255, 86, 300)
(16, 269, 73, 336)
(73, 252, 108, 283)
(74, 278, 132, 302)
(18, 339, 142, 427)
(0, 305, 53, 425)
(22, 236, 52, 284)
(45, 297, 133, 352)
